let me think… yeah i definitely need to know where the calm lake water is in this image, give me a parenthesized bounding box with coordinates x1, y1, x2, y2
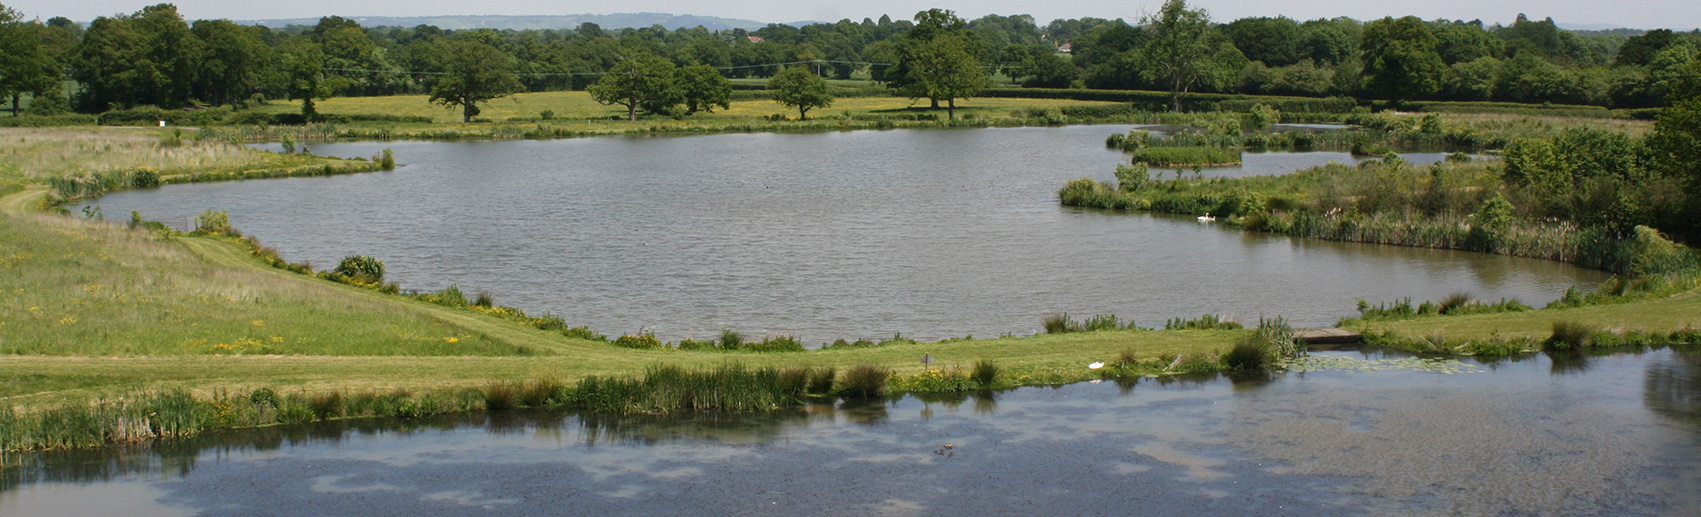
(5, 348, 1698, 515)
(80, 125, 1605, 342)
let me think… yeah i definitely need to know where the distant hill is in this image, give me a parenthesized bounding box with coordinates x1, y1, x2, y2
(238, 12, 781, 31)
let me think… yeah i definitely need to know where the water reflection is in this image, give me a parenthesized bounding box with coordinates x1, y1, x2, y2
(1645, 349, 1701, 422)
(5, 348, 1699, 515)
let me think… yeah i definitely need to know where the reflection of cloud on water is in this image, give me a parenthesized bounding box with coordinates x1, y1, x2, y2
(310, 474, 398, 494)
(421, 489, 518, 507)
(1129, 443, 1230, 481)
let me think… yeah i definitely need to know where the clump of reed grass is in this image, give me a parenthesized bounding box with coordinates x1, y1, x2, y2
(1116, 348, 1140, 368)
(970, 359, 1000, 386)
(808, 367, 836, 394)
(308, 391, 346, 420)
(573, 364, 787, 414)
(1130, 146, 1241, 166)
(1438, 291, 1474, 314)
(1221, 340, 1270, 370)
(1547, 320, 1598, 351)
(1165, 314, 1243, 330)
(482, 381, 520, 410)
(838, 364, 891, 399)
(1043, 313, 1079, 334)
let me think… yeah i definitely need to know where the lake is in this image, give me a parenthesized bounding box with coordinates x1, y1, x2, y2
(5, 348, 1697, 514)
(78, 125, 1605, 342)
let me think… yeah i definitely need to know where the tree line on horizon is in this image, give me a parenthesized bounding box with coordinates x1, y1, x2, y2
(2, 1, 1700, 120)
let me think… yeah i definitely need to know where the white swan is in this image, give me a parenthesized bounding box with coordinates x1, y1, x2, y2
(1197, 213, 1216, 223)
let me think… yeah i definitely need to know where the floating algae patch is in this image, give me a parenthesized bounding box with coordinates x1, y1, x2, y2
(1278, 356, 1479, 375)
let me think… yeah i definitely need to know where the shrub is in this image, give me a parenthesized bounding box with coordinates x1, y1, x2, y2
(248, 388, 281, 410)
(562, 325, 605, 342)
(970, 359, 999, 386)
(677, 338, 714, 351)
(194, 210, 232, 234)
(434, 285, 468, 307)
(746, 335, 806, 352)
(1114, 163, 1150, 192)
(129, 167, 161, 188)
(612, 332, 665, 350)
(838, 364, 890, 398)
(1247, 103, 1280, 128)
(334, 255, 386, 283)
(718, 328, 745, 350)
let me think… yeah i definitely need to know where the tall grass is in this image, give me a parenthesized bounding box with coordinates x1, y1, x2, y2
(1547, 320, 1599, 351)
(1165, 315, 1244, 330)
(839, 364, 891, 399)
(1130, 146, 1242, 166)
(573, 364, 788, 414)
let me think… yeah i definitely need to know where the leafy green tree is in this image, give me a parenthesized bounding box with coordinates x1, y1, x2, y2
(69, 15, 138, 111)
(1646, 58, 1701, 210)
(1432, 22, 1503, 65)
(128, 4, 202, 108)
(1359, 16, 1447, 102)
(1447, 57, 1500, 101)
(767, 65, 832, 120)
(676, 64, 731, 114)
(1617, 29, 1676, 67)
(0, 4, 62, 117)
(277, 38, 339, 121)
(429, 40, 523, 123)
(1137, 0, 1214, 112)
(1298, 18, 1356, 65)
(1021, 46, 1076, 88)
(191, 20, 268, 107)
(908, 33, 988, 119)
(588, 54, 679, 121)
(995, 43, 1032, 84)
(1220, 16, 1300, 67)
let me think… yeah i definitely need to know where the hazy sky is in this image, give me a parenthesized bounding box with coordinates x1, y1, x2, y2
(8, 0, 1698, 30)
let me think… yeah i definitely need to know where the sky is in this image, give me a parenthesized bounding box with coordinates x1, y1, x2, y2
(8, 0, 1699, 30)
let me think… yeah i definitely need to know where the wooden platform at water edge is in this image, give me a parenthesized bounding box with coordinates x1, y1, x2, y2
(1296, 328, 1365, 346)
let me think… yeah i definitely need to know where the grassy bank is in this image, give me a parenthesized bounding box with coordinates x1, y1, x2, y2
(5, 113, 1701, 455)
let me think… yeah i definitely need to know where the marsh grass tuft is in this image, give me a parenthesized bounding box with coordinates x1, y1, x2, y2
(970, 359, 1000, 386)
(839, 364, 891, 399)
(1165, 314, 1243, 330)
(1221, 340, 1270, 370)
(1043, 313, 1078, 334)
(1547, 320, 1598, 351)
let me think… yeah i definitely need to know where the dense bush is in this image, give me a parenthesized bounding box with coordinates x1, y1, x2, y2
(333, 255, 386, 283)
